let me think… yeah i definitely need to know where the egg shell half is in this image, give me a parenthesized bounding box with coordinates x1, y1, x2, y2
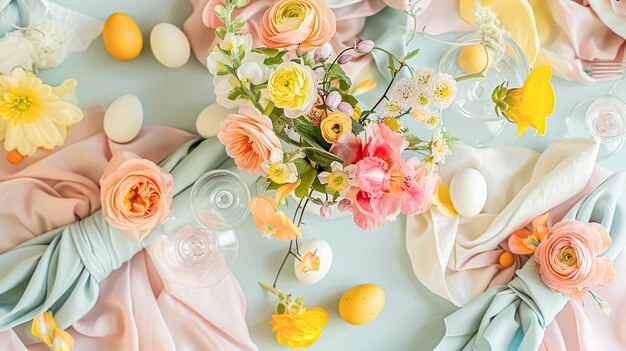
(103, 13, 143, 61)
(293, 239, 332, 285)
(104, 94, 144, 144)
(449, 168, 487, 218)
(150, 23, 190, 68)
(338, 284, 385, 325)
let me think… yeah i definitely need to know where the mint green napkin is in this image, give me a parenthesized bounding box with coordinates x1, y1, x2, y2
(0, 137, 229, 331)
(435, 171, 626, 351)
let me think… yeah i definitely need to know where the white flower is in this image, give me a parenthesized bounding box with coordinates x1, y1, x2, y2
(213, 75, 248, 109)
(318, 161, 355, 195)
(207, 50, 233, 75)
(392, 78, 421, 107)
(237, 52, 272, 85)
(412, 67, 434, 86)
(430, 128, 451, 164)
(0, 32, 33, 74)
(383, 101, 405, 117)
(219, 33, 252, 56)
(430, 73, 457, 109)
(261, 148, 298, 184)
(410, 106, 438, 130)
(23, 20, 72, 69)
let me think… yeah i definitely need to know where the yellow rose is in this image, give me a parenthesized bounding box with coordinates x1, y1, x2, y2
(268, 61, 318, 118)
(320, 111, 352, 143)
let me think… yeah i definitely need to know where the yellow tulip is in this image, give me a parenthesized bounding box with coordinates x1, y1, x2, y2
(492, 65, 555, 136)
(270, 307, 329, 349)
(31, 311, 57, 346)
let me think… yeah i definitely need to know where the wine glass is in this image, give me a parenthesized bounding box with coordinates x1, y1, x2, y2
(439, 33, 531, 146)
(149, 170, 250, 288)
(564, 80, 626, 159)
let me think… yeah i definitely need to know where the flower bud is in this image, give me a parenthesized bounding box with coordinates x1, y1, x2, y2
(337, 102, 354, 116)
(338, 199, 351, 212)
(320, 205, 332, 219)
(355, 40, 375, 54)
(324, 91, 341, 109)
(314, 43, 333, 61)
(337, 54, 355, 64)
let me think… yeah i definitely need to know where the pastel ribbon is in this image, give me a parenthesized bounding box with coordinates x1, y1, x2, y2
(434, 171, 626, 351)
(0, 137, 229, 332)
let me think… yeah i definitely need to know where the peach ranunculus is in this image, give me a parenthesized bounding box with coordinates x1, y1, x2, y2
(260, 0, 336, 52)
(534, 219, 614, 299)
(100, 152, 173, 242)
(249, 195, 302, 241)
(217, 107, 281, 174)
(508, 213, 550, 255)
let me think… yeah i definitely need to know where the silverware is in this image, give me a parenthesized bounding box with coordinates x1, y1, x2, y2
(583, 60, 626, 81)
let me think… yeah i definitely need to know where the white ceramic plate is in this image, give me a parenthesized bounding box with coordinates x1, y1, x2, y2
(588, 0, 626, 39)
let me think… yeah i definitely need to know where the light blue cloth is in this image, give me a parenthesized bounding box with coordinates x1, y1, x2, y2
(435, 171, 626, 351)
(0, 137, 229, 332)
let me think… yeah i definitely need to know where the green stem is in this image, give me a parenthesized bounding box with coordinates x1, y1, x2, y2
(259, 282, 282, 297)
(272, 240, 293, 289)
(362, 63, 406, 121)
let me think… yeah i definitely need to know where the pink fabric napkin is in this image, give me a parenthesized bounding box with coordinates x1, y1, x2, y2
(0, 107, 258, 350)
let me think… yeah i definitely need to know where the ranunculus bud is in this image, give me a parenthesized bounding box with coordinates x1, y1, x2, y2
(324, 91, 341, 109)
(320, 205, 332, 219)
(337, 102, 354, 116)
(355, 40, 375, 54)
(314, 43, 332, 61)
(338, 199, 351, 212)
(337, 54, 355, 64)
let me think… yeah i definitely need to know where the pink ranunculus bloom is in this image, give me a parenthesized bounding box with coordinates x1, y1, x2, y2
(100, 152, 174, 242)
(534, 219, 614, 299)
(217, 107, 281, 174)
(260, 0, 336, 52)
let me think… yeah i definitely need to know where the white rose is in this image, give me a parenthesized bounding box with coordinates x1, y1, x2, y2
(0, 31, 34, 74)
(24, 20, 72, 69)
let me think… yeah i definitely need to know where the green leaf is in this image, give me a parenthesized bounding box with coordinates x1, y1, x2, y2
(304, 147, 343, 167)
(227, 88, 244, 101)
(252, 47, 281, 56)
(404, 48, 419, 61)
(443, 131, 460, 148)
(215, 27, 226, 40)
(340, 93, 358, 107)
(351, 118, 364, 134)
(264, 51, 288, 66)
(293, 159, 317, 197)
(311, 178, 328, 194)
(404, 133, 422, 146)
(294, 117, 331, 150)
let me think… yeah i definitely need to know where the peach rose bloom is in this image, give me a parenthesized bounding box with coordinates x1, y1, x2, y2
(100, 152, 174, 242)
(534, 219, 614, 299)
(260, 0, 336, 52)
(217, 107, 281, 174)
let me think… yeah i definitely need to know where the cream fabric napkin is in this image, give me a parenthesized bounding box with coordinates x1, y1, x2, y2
(406, 139, 600, 306)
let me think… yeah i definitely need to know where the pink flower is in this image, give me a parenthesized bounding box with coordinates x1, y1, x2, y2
(260, 0, 336, 52)
(534, 220, 614, 299)
(330, 132, 362, 166)
(100, 152, 173, 242)
(408, 158, 441, 214)
(217, 107, 281, 174)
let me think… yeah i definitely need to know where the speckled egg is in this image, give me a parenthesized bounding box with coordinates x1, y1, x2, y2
(338, 284, 385, 325)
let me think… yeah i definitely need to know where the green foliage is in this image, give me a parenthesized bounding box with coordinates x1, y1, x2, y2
(294, 117, 331, 150)
(404, 133, 423, 146)
(293, 159, 317, 197)
(303, 147, 343, 167)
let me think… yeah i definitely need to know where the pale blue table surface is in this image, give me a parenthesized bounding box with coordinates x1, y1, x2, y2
(38, 0, 625, 349)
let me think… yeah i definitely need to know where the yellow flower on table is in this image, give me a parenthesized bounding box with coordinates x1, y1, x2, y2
(270, 307, 329, 349)
(267, 61, 317, 118)
(0, 69, 83, 156)
(492, 65, 555, 136)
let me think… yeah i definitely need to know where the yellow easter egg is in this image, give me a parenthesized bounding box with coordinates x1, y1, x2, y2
(458, 44, 491, 74)
(338, 284, 385, 325)
(103, 13, 143, 61)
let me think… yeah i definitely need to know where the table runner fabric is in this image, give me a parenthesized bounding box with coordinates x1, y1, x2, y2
(0, 108, 258, 350)
(406, 139, 600, 307)
(434, 171, 626, 351)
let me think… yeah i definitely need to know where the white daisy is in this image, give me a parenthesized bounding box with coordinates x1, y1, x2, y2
(430, 73, 457, 109)
(261, 148, 298, 184)
(392, 77, 421, 107)
(318, 161, 355, 196)
(412, 67, 434, 86)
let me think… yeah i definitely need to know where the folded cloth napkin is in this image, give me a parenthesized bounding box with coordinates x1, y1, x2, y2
(406, 139, 601, 306)
(411, 0, 626, 83)
(0, 137, 229, 331)
(434, 171, 626, 351)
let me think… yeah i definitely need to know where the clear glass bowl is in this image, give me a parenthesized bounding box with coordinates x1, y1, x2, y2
(439, 33, 531, 146)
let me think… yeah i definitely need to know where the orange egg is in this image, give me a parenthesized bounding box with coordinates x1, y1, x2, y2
(499, 251, 515, 268)
(103, 13, 143, 61)
(338, 284, 385, 325)
(6, 150, 24, 164)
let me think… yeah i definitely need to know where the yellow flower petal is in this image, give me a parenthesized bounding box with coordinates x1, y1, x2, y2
(433, 183, 458, 217)
(275, 179, 301, 207)
(270, 307, 328, 348)
(51, 328, 74, 351)
(31, 311, 57, 346)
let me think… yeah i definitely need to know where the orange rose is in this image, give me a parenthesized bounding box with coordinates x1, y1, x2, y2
(260, 0, 336, 52)
(100, 152, 173, 242)
(217, 107, 281, 174)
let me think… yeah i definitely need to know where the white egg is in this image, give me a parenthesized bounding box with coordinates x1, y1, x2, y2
(449, 168, 487, 218)
(294, 239, 332, 285)
(196, 103, 235, 138)
(150, 23, 190, 68)
(103, 94, 144, 144)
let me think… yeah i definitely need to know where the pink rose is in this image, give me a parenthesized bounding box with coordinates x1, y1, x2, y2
(407, 158, 440, 214)
(100, 152, 174, 242)
(217, 107, 281, 174)
(260, 0, 336, 52)
(534, 220, 614, 299)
